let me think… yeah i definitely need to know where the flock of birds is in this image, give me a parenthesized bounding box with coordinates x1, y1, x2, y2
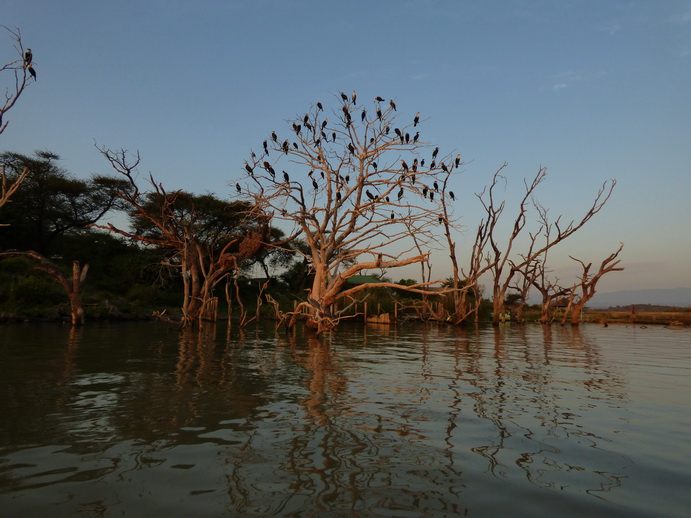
(238, 92, 458, 224)
(24, 48, 36, 80)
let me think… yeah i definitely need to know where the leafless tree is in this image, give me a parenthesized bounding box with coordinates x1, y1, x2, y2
(0, 26, 35, 212)
(563, 243, 624, 325)
(239, 94, 458, 333)
(0, 251, 88, 325)
(95, 147, 273, 328)
(475, 167, 616, 324)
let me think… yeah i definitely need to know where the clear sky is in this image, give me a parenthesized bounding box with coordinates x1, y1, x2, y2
(2, 0, 690, 293)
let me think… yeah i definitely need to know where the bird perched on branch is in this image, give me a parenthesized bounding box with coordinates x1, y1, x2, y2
(389, 99, 397, 111)
(432, 147, 439, 160)
(375, 96, 385, 102)
(351, 91, 357, 105)
(24, 48, 32, 65)
(414, 112, 420, 126)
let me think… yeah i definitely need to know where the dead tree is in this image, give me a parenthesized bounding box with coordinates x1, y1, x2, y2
(0, 251, 88, 325)
(0, 27, 35, 213)
(239, 94, 458, 333)
(564, 243, 624, 325)
(476, 167, 616, 324)
(96, 147, 273, 328)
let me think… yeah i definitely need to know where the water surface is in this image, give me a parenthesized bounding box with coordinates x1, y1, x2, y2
(1, 322, 689, 517)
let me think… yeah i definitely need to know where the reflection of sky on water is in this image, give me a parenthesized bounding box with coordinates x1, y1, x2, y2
(0, 322, 689, 517)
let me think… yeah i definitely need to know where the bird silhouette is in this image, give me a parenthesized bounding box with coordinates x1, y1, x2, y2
(271, 131, 278, 142)
(366, 190, 375, 201)
(449, 191, 455, 201)
(340, 92, 348, 102)
(352, 91, 357, 105)
(283, 170, 290, 182)
(413, 112, 420, 126)
(375, 96, 385, 102)
(432, 147, 439, 159)
(361, 109, 367, 122)
(389, 99, 397, 111)
(433, 181, 439, 191)
(397, 188, 404, 201)
(413, 132, 419, 143)
(27, 65, 36, 80)
(317, 102, 323, 111)
(401, 160, 409, 172)
(244, 162, 253, 174)
(235, 183, 241, 193)
(24, 48, 32, 65)
(455, 154, 461, 168)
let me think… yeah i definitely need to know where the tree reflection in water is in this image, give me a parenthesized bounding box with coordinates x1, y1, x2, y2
(0, 322, 676, 517)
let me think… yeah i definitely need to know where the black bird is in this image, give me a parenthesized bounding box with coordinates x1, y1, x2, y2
(235, 183, 241, 193)
(340, 92, 348, 102)
(352, 91, 357, 105)
(449, 191, 455, 201)
(391, 212, 395, 220)
(263, 160, 271, 170)
(283, 170, 290, 183)
(317, 101, 323, 111)
(366, 190, 375, 201)
(376, 107, 382, 120)
(321, 171, 325, 179)
(361, 109, 367, 122)
(413, 112, 420, 126)
(389, 99, 397, 111)
(321, 119, 328, 129)
(304, 121, 312, 131)
(375, 96, 385, 102)
(421, 159, 425, 167)
(401, 160, 409, 172)
(282, 140, 289, 153)
(386, 196, 390, 202)
(397, 188, 404, 200)
(455, 154, 461, 168)
(271, 131, 278, 142)
(432, 147, 439, 159)
(422, 187, 428, 197)
(394, 128, 402, 137)
(429, 191, 434, 201)
(348, 143, 355, 154)
(413, 132, 419, 143)
(336, 191, 342, 201)
(385, 125, 390, 135)
(27, 65, 36, 80)
(303, 114, 309, 125)
(405, 133, 410, 144)
(267, 166, 276, 178)
(263, 140, 269, 153)
(244, 161, 253, 174)
(430, 160, 436, 169)
(332, 132, 337, 142)
(372, 162, 378, 171)
(433, 181, 439, 191)
(441, 162, 448, 172)
(344, 175, 350, 183)
(24, 48, 32, 65)
(438, 216, 444, 224)
(312, 178, 319, 189)
(293, 142, 298, 150)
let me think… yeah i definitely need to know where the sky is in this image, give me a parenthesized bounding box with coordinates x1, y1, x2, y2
(2, 0, 690, 294)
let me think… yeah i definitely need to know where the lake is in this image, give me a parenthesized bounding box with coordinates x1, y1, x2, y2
(0, 321, 689, 517)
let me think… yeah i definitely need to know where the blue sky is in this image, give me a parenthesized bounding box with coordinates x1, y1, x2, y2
(2, 0, 690, 293)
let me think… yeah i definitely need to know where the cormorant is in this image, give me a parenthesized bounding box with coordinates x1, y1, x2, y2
(433, 181, 439, 191)
(375, 96, 385, 102)
(27, 65, 36, 80)
(366, 190, 375, 201)
(455, 154, 461, 168)
(336, 191, 342, 201)
(422, 187, 428, 197)
(401, 160, 409, 172)
(413, 112, 420, 126)
(271, 131, 278, 142)
(449, 191, 455, 201)
(397, 188, 404, 200)
(24, 48, 32, 65)
(317, 102, 323, 111)
(244, 162, 253, 174)
(348, 143, 355, 154)
(394, 128, 402, 137)
(405, 133, 410, 144)
(341, 92, 348, 102)
(429, 191, 434, 201)
(236, 183, 241, 193)
(389, 99, 397, 111)
(361, 109, 367, 122)
(352, 91, 357, 105)
(372, 162, 378, 171)
(391, 212, 395, 220)
(283, 171, 290, 182)
(321, 119, 328, 129)
(312, 178, 319, 189)
(376, 107, 382, 120)
(432, 147, 439, 159)
(293, 142, 298, 150)
(413, 132, 419, 143)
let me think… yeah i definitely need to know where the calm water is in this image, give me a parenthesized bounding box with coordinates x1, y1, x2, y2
(0, 321, 689, 517)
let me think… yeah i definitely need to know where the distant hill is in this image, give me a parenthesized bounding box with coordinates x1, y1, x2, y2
(588, 288, 691, 309)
